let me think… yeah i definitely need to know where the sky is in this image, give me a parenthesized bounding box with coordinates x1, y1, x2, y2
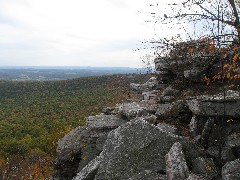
(0, 0, 185, 67)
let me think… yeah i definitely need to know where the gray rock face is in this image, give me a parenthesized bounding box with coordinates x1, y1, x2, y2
(155, 103, 173, 119)
(222, 159, 240, 180)
(55, 115, 127, 179)
(165, 142, 189, 180)
(189, 115, 199, 138)
(86, 114, 127, 130)
(128, 170, 167, 180)
(162, 86, 180, 97)
(192, 157, 217, 179)
(94, 119, 204, 180)
(73, 155, 102, 180)
(142, 90, 160, 102)
(157, 123, 178, 134)
(186, 90, 240, 117)
(119, 101, 158, 119)
(55, 126, 91, 179)
(186, 173, 208, 180)
(130, 77, 159, 92)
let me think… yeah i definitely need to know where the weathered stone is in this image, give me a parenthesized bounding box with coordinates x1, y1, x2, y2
(95, 119, 205, 180)
(156, 100, 191, 121)
(130, 77, 159, 92)
(192, 157, 218, 179)
(73, 155, 102, 180)
(119, 101, 158, 119)
(155, 103, 174, 119)
(162, 86, 180, 97)
(157, 123, 177, 134)
(55, 126, 91, 179)
(222, 158, 240, 180)
(186, 90, 240, 117)
(86, 114, 127, 130)
(142, 90, 159, 101)
(189, 115, 199, 138)
(55, 114, 127, 179)
(165, 142, 189, 180)
(186, 173, 208, 180)
(201, 117, 215, 147)
(128, 170, 167, 180)
(135, 115, 157, 125)
(96, 133, 108, 151)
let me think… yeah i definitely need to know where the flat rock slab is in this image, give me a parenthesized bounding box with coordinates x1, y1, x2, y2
(95, 119, 205, 180)
(119, 101, 158, 119)
(86, 114, 128, 130)
(186, 90, 240, 117)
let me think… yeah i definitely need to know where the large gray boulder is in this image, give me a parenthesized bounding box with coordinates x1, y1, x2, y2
(186, 90, 240, 117)
(55, 115, 127, 179)
(95, 119, 205, 180)
(165, 142, 189, 180)
(222, 158, 240, 180)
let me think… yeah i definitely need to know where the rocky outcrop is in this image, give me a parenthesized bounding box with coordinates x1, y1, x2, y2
(55, 115, 127, 179)
(55, 55, 240, 180)
(186, 90, 240, 117)
(94, 119, 204, 180)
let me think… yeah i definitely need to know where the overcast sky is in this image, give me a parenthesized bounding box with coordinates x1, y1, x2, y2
(0, 0, 183, 67)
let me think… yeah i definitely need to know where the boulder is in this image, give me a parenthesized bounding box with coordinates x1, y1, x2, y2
(55, 126, 91, 179)
(192, 157, 218, 179)
(128, 170, 167, 180)
(162, 86, 180, 97)
(200, 117, 215, 147)
(155, 103, 174, 119)
(94, 119, 205, 180)
(156, 100, 191, 121)
(222, 158, 240, 180)
(119, 101, 158, 119)
(186, 90, 240, 117)
(130, 77, 160, 92)
(142, 90, 160, 101)
(157, 123, 178, 134)
(55, 115, 127, 179)
(165, 142, 189, 180)
(86, 114, 128, 130)
(189, 115, 199, 138)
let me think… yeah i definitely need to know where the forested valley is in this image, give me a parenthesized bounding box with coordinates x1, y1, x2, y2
(0, 74, 149, 179)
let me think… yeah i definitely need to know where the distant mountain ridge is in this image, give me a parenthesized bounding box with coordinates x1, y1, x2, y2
(0, 66, 147, 81)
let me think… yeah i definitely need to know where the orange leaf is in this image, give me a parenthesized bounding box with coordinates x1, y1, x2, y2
(188, 47, 194, 54)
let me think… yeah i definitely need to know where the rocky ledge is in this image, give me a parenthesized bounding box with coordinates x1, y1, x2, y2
(54, 59, 240, 180)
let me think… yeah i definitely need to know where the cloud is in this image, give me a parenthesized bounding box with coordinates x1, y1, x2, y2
(0, 0, 184, 67)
